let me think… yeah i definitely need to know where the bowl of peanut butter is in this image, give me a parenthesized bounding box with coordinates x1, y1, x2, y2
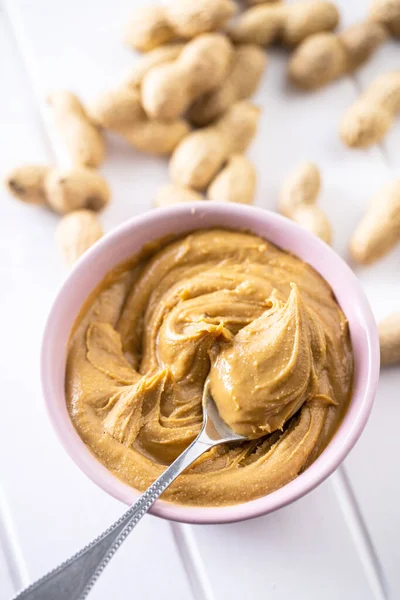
(41, 202, 379, 524)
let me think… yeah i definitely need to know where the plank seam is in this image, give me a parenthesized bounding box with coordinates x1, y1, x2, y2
(0, 487, 30, 594)
(331, 466, 390, 600)
(170, 523, 217, 600)
(2, 0, 60, 164)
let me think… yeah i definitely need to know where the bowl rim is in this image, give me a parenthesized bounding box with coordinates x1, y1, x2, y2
(41, 203, 380, 524)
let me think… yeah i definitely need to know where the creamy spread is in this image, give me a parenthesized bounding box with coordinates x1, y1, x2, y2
(66, 229, 353, 506)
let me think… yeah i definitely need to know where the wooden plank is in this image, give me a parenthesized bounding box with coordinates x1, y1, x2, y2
(179, 479, 377, 600)
(0, 9, 193, 600)
(331, 5, 400, 597)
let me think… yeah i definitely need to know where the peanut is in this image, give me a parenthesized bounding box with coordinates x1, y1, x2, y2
(5, 165, 50, 205)
(124, 6, 176, 52)
(188, 44, 267, 126)
(126, 119, 190, 155)
(279, 161, 321, 216)
(5, 165, 110, 215)
(369, 0, 400, 37)
(340, 21, 389, 70)
(141, 33, 233, 121)
(89, 85, 190, 155)
(349, 180, 400, 264)
(169, 101, 260, 190)
(288, 22, 388, 90)
(207, 155, 256, 204)
(125, 43, 185, 89)
(278, 162, 332, 244)
(228, 1, 339, 47)
(281, 1, 340, 47)
(124, 0, 236, 52)
(227, 4, 282, 46)
(288, 33, 347, 89)
(378, 313, 400, 366)
(56, 210, 103, 266)
(89, 85, 143, 130)
(289, 204, 332, 244)
(154, 183, 205, 207)
(47, 91, 105, 167)
(44, 167, 110, 214)
(340, 72, 400, 148)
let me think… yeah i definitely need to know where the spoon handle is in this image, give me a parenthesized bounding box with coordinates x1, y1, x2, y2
(12, 436, 212, 600)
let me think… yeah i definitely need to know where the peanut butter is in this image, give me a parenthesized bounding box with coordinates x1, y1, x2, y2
(66, 229, 353, 506)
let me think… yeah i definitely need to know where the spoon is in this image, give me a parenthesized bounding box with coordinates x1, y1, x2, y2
(13, 379, 246, 600)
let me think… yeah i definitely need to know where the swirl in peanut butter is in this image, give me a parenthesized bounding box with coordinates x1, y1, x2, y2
(66, 229, 353, 506)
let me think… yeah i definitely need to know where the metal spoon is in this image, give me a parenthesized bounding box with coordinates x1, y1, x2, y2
(13, 379, 246, 600)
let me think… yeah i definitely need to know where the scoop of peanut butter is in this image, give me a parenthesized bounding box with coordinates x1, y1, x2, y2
(209, 284, 327, 438)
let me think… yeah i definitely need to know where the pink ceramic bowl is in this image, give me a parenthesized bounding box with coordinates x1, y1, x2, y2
(41, 203, 380, 524)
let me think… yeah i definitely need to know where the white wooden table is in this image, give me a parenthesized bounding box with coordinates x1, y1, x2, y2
(0, 1, 399, 598)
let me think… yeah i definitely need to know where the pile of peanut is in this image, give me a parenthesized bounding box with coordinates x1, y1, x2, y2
(4, 0, 400, 366)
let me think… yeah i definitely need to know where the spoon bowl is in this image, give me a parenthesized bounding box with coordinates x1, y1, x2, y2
(201, 379, 247, 444)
